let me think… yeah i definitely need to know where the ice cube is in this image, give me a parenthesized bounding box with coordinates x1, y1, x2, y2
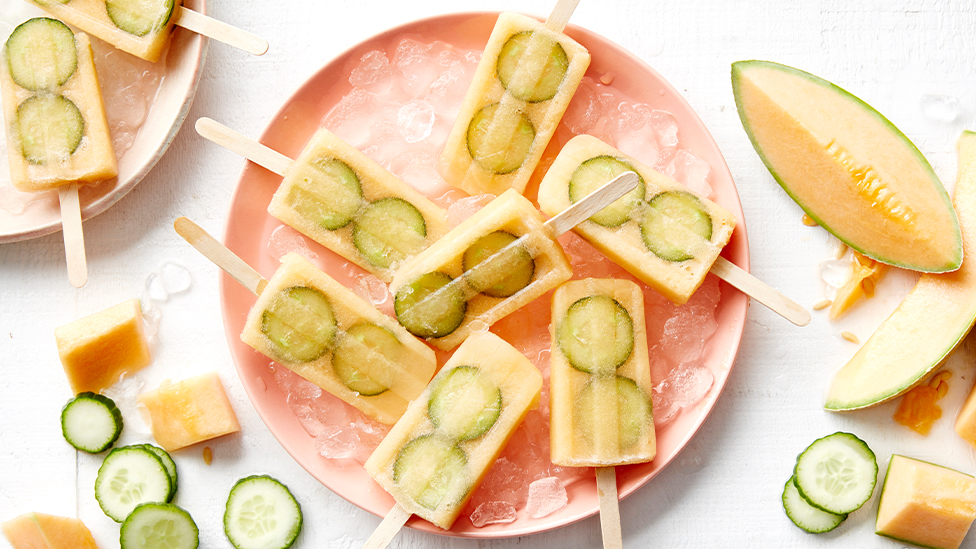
(671, 149, 712, 198)
(353, 273, 389, 306)
(525, 477, 568, 518)
(315, 422, 359, 459)
(349, 50, 393, 94)
(388, 149, 442, 195)
(470, 457, 523, 506)
(392, 39, 441, 96)
(920, 94, 962, 124)
(158, 260, 191, 295)
(819, 257, 853, 301)
(446, 194, 493, 228)
(470, 502, 517, 527)
(396, 100, 435, 143)
(267, 224, 318, 261)
(660, 364, 714, 407)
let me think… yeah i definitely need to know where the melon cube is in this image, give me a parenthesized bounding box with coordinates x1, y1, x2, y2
(54, 299, 151, 394)
(138, 372, 241, 451)
(953, 383, 976, 448)
(2, 512, 99, 549)
(876, 455, 976, 549)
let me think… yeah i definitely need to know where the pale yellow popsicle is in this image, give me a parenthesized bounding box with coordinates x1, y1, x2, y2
(268, 127, 450, 282)
(389, 189, 573, 350)
(240, 253, 436, 425)
(438, 11, 590, 196)
(364, 331, 542, 530)
(550, 278, 655, 467)
(1, 18, 116, 192)
(538, 134, 736, 304)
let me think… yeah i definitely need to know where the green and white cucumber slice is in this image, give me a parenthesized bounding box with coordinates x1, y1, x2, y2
(393, 435, 467, 510)
(394, 272, 466, 339)
(261, 286, 336, 363)
(121, 502, 198, 549)
(568, 156, 646, 227)
(224, 475, 302, 549)
(138, 444, 177, 503)
(466, 102, 535, 174)
(105, 0, 177, 37)
(331, 323, 402, 396)
(287, 156, 363, 230)
(461, 230, 534, 298)
(557, 295, 635, 375)
(60, 392, 123, 453)
(16, 94, 85, 165)
(428, 366, 502, 441)
(575, 375, 652, 450)
(793, 432, 878, 515)
(496, 30, 569, 103)
(353, 197, 427, 269)
(5, 17, 77, 91)
(640, 191, 713, 262)
(782, 475, 847, 534)
(95, 445, 172, 522)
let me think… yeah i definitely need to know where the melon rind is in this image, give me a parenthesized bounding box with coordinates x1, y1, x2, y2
(732, 60, 962, 273)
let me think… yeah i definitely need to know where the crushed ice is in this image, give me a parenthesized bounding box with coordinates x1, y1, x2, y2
(525, 477, 568, 518)
(267, 224, 319, 261)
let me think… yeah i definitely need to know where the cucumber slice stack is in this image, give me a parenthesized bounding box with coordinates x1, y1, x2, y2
(95, 445, 177, 522)
(782, 432, 878, 533)
(61, 392, 123, 453)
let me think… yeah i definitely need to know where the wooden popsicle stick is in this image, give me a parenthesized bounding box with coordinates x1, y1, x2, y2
(710, 256, 810, 326)
(58, 184, 87, 288)
(174, 7, 268, 55)
(545, 172, 640, 237)
(545, 0, 581, 33)
(596, 467, 623, 549)
(195, 117, 293, 176)
(362, 503, 412, 549)
(173, 217, 267, 295)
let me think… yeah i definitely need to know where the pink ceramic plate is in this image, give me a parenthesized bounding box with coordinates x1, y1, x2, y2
(220, 12, 749, 538)
(0, 0, 207, 243)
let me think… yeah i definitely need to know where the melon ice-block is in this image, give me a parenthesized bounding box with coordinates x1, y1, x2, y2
(364, 331, 542, 530)
(55, 298, 151, 394)
(876, 455, 976, 549)
(389, 188, 573, 350)
(438, 11, 590, 197)
(268, 127, 450, 282)
(538, 134, 736, 304)
(138, 371, 240, 451)
(1, 18, 117, 192)
(241, 252, 437, 424)
(2, 512, 99, 549)
(28, 0, 181, 62)
(550, 278, 656, 467)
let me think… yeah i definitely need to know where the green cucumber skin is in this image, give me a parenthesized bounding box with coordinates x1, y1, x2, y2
(495, 31, 569, 103)
(792, 432, 878, 515)
(60, 392, 123, 453)
(95, 445, 172, 522)
(138, 444, 178, 503)
(427, 365, 502, 441)
(394, 272, 467, 340)
(224, 475, 302, 549)
(782, 476, 847, 534)
(731, 59, 961, 272)
(5, 17, 78, 91)
(121, 502, 198, 549)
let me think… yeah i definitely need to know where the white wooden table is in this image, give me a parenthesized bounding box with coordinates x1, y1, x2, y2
(3, 1, 976, 547)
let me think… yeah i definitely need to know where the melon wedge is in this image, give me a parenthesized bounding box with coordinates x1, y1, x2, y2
(2, 512, 99, 549)
(732, 60, 961, 273)
(824, 131, 976, 411)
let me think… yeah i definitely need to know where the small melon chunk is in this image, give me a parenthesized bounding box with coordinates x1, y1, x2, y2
(953, 376, 976, 448)
(1, 512, 99, 549)
(732, 60, 962, 273)
(876, 455, 976, 549)
(54, 298, 151, 394)
(138, 371, 241, 451)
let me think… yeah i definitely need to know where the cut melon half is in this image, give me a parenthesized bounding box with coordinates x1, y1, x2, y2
(825, 131, 976, 411)
(732, 60, 961, 273)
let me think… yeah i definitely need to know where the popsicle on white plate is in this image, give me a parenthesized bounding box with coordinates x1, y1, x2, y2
(438, 11, 590, 197)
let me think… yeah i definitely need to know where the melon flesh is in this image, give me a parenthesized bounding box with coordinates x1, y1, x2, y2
(824, 131, 976, 411)
(732, 60, 961, 273)
(138, 371, 241, 451)
(1, 512, 100, 549)
(876, 455, 976, 549)
(954, 379, 976, 448)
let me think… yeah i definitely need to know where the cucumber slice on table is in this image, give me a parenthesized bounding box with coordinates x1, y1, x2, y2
(331, 322, 403, 396)
(95, 445, 172, 522)
(466, 102, 535, 174)
(5, 17, 77, 91)
(138, 444, 178, 502)
(640, 191, 712, 262)
(557, 295, 634, 375)
(16, 94, 84, 165)
(121, 502, 198, 549)
(61, 392, 123, 453)
(393, 435, 467, 510)
(496, 30, 569, 103)
(394, 272, 466, 339)
(575, 375, 652, 450)
(224, 475, 302, 549)
(353, 197, 427, 269)
(568, 156, 645, 227)
(287, 156, 363, 230)
(793, 432, 878, 515)
(782, 475, 847, 534)
(428, 366, 502, 441)
(461, 230, 534, 298)
(261, 286, 337, 363)
(106, 0, 176, 37)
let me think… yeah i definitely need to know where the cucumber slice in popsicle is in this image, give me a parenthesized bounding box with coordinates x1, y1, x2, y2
(106, 0, 177, 37)
(428, 366, 501, 441)
(496, 30, 569, 103)
(640, 191, 713, 262)
(575, 375, 652, 450)
(466, 102, 535, 174)
(353, 197, 427, 269)
(16, 94, 84, 165)
(261, 286, 337, 363)
(394, 272, 466, 339)
(331, 323, 402, 396)
(288, 157, 363, 230)
(393, 435, 467, 510)
(557, 295, 634, 375)
(569, 156, 646, 227)
(5, 17, 78, 91)
(461, 230, 534, 298)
